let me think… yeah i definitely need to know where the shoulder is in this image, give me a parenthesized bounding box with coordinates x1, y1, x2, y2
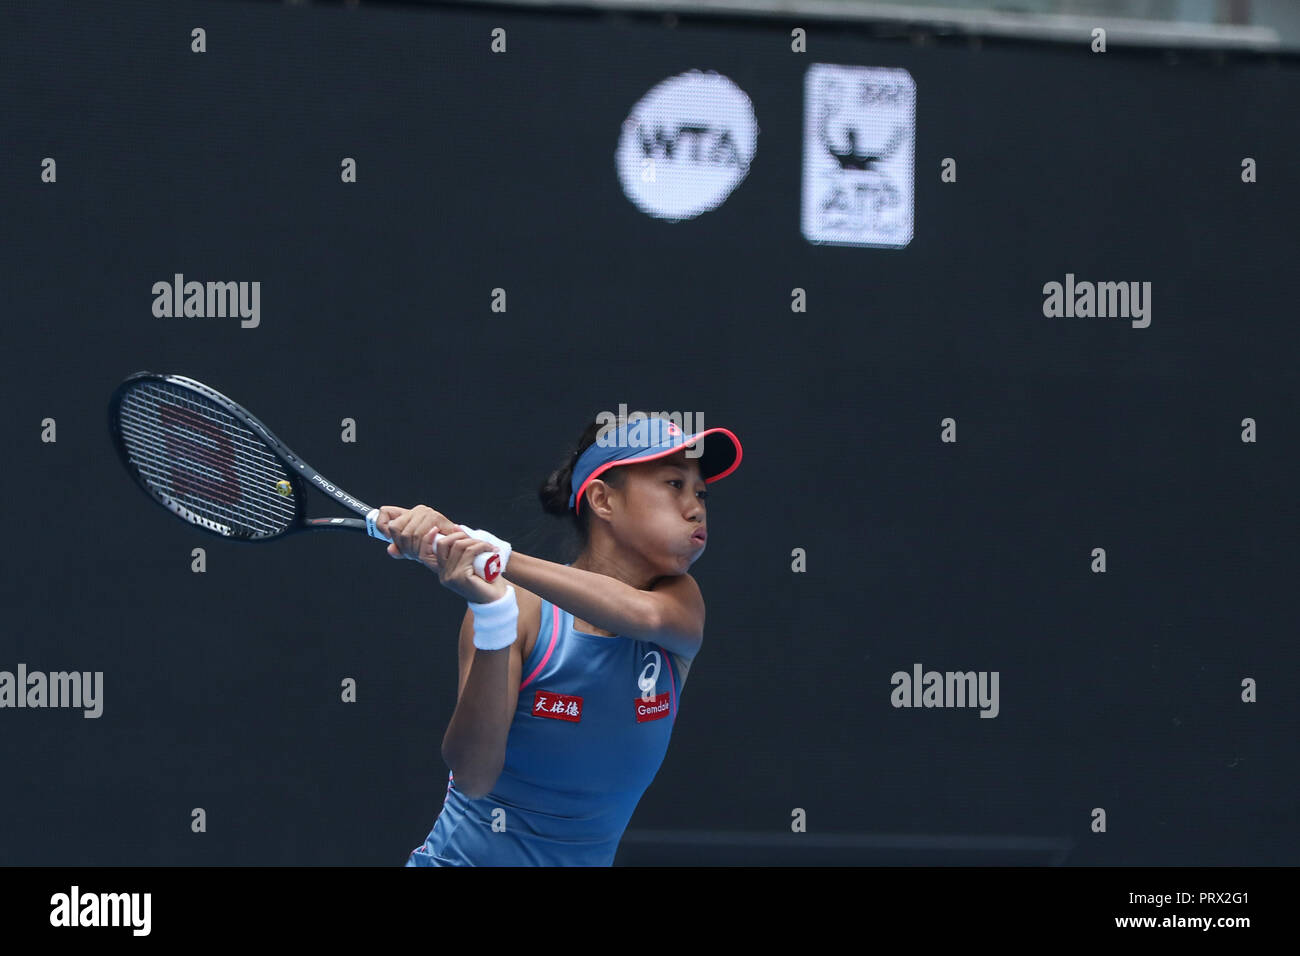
(648, 571, 705, 643)
(511, 584, 544, 657)
(648, 573, 703, 685)
(650, 570, 703, 603)
(514, 584, 544, 625)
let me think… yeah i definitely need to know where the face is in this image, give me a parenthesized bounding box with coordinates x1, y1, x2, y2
(606, 449, 709, 573)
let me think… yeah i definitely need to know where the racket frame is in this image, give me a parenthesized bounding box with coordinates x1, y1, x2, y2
(108, 371, 382, 543)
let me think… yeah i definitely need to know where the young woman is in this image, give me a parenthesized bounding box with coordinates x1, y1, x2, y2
(386, 414, 742, 866)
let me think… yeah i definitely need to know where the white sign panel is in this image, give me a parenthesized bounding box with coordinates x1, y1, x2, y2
(617, 70, 759, 222)
(802, 64, 916, 248)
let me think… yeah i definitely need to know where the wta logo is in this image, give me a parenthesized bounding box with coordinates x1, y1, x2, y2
(616, 70, 758, 222)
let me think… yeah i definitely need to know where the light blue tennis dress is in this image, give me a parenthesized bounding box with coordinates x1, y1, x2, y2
(405, 594, 680, 866)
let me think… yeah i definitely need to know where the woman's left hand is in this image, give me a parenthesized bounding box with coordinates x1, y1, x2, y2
(375, 505, 459, 572)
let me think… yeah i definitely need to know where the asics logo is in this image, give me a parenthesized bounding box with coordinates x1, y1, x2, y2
(638, 651, 660, 702)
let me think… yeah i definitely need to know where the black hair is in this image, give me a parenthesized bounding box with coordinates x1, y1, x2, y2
(538, 414, 631, 548)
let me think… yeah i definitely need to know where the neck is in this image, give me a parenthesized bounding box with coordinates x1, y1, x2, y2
(571, 542, 660, 591)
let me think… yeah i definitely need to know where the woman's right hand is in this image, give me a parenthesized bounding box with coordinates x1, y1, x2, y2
(376, 505, 507, 605)
(432, 529, 509, 605)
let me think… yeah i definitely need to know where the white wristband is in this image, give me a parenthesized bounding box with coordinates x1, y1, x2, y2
(469, 584, 518, 650)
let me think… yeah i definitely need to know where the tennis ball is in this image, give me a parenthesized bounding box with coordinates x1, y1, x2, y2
(275, 480, 293, 496)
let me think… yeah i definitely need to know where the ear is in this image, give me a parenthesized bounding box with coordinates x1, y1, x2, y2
(585, 479, 617, 519)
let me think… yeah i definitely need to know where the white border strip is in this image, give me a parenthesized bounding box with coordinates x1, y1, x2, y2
(448, 0, 1282, 51)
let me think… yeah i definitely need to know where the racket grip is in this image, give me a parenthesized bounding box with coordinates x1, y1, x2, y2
(433, 530, 503, 583)
(364, 510, 503, 582)
(365, 509, 391, 543)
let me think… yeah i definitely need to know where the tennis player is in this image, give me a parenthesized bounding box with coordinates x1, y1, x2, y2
(385, 414, 741, 866)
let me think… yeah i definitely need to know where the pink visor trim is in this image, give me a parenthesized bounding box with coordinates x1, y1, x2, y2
(573, 426, 743, 516)
(518, 600, 561, 690)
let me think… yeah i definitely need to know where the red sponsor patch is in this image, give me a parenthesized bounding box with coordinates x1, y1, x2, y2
(532, 691, 582, 722)
(634, 692, 672, 723)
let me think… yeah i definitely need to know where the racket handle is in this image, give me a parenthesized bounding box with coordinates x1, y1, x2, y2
(365, 509, 392, 543)
(434, 530, 503, 583)
(364, 510, 501, 582)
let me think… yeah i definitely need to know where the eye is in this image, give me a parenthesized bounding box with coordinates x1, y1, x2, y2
(669, 479, 708, 500)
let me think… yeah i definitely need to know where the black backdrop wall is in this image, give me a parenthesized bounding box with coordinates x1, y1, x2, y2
(1, 0, 1296, 866)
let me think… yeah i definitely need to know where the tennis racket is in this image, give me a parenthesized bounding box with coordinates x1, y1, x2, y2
(108, 372, 503, 581)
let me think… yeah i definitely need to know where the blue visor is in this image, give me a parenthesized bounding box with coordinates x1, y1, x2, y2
(569, 416, 743, 513)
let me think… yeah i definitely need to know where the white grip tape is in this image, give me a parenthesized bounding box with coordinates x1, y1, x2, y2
(433, 526, 508, 582)
(365, 508, 390, 542)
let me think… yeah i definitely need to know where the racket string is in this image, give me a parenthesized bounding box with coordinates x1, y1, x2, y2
(118, 394, 296, 535)
(117, 382, 298, 537)
(117, 420, 295, 535)
(116, 419, 295, 532)
(117, 411, 289, 496)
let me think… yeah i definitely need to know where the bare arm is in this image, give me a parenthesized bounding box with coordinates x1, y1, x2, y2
(374, 503, 535, 800)
(439, 603, 529, 799)
(502, 552, 704, 661)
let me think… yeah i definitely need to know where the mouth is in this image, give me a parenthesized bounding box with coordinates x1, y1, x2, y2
(691, 529, 707, 544)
